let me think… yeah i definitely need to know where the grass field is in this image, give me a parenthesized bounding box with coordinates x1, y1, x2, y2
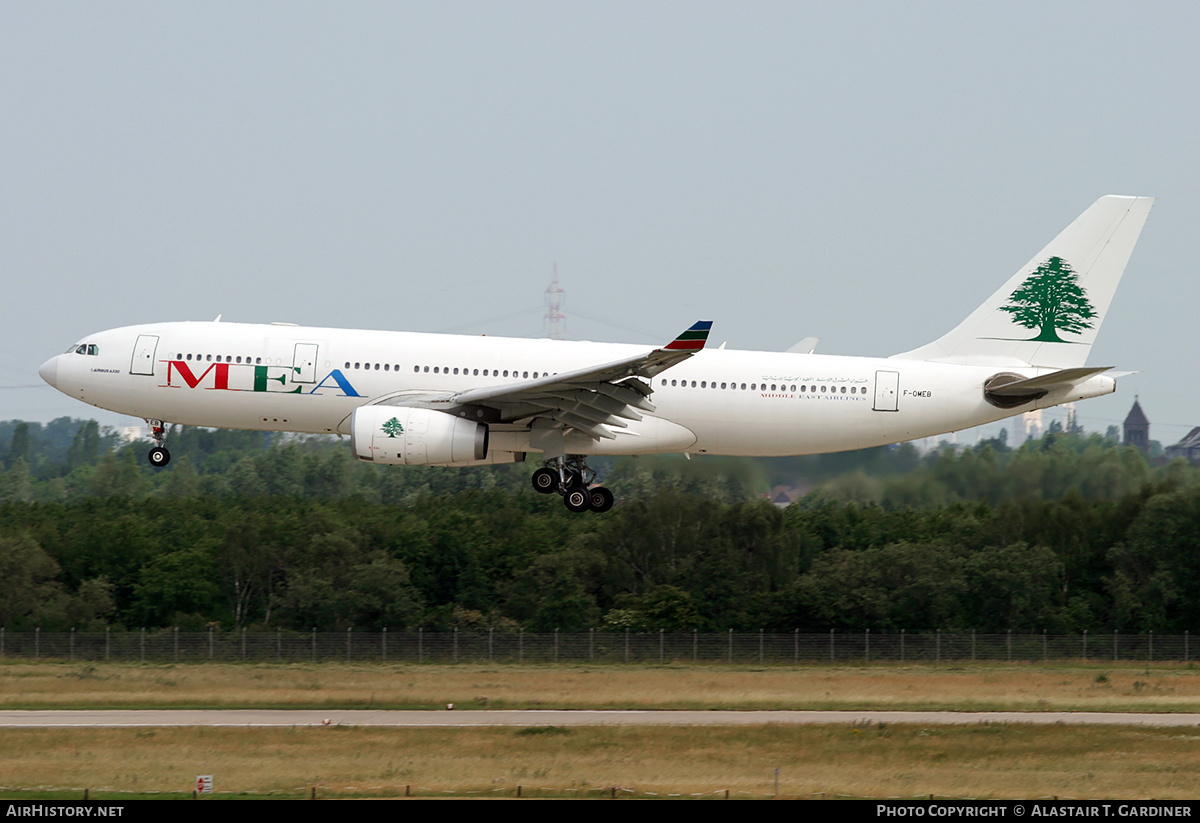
(2, 661, 1198, 799)
(2, 660, 1197, 712)
(4, 723, 1199, 800)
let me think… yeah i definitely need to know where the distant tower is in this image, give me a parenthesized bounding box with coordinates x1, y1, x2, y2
(1123, 397, 1150, 452)
(544, 264, 565, 340)
(1022, 408, 1043, 441)
(1063, 402, 1079, 433)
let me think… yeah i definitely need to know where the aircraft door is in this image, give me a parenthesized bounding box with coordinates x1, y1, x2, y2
(130, 335, 159, 376)
(873, 370, 899, 412)
(293, 343, 319, 384)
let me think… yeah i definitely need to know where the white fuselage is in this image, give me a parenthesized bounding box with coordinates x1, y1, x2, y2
(41, 321, 1115, 457)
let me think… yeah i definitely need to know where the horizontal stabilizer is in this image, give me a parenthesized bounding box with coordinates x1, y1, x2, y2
(985, 366, 1111, 396)
(786, 337, 819, 354)
(983, 366, 1113, 409)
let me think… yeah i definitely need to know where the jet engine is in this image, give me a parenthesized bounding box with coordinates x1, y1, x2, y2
(351, 406, 488, 466)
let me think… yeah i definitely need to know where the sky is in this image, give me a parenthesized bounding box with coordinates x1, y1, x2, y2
(2, 1, 1197, 447)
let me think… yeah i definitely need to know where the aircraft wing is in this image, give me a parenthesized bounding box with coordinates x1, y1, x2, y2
(419, 321, 712, 440)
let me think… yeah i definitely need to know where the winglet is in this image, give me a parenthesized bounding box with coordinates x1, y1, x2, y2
(663, 321, 713, 351)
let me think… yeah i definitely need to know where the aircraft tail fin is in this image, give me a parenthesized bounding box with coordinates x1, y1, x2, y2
(892, 195, 1154, 368)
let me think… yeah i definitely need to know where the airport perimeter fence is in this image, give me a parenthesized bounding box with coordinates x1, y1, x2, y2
(0, 628, 1195, 665)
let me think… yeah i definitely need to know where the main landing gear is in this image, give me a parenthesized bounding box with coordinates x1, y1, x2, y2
(531, 455, 614, 514)
(146, 419, 171, 468)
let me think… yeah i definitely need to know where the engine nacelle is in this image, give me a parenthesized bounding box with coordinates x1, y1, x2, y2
(351, 406, 488, 466)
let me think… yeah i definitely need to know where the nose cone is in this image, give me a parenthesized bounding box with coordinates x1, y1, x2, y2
(38, 356, 58, 389)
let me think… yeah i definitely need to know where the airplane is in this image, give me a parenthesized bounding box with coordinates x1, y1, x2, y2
(39, 195, 1153, 513)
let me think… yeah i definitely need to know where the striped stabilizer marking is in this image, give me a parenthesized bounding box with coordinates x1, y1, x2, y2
(663, 321, 713, 351)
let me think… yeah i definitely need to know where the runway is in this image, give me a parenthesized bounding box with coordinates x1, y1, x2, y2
(3, 709, 1200, 728)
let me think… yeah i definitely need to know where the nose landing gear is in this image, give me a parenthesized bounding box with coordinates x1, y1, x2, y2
(145, 419, 171, 468)
(530, 456, 614, 513)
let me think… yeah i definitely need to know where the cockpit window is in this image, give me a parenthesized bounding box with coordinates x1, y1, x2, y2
(69, 343, 99, 356)
(87, 344, 98, 356)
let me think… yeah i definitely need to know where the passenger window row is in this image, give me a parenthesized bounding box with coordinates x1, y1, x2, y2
(347, 362, 554, 380)
(659, 378, 865, 394)
(175, 353, 262, 364)
(345, 362, 402, 371)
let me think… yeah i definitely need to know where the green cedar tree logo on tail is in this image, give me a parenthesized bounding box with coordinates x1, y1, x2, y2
(999, 256, 1096, 342)
(381, 417, 404, 438)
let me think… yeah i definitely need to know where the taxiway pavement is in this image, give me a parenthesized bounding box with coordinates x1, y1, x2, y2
(2, 710, 1198, 727)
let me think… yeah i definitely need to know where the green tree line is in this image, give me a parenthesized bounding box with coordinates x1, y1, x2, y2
(0, 418, 1197, 634)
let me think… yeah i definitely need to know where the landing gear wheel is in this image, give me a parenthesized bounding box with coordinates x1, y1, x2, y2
(145, 419, 173, 468)
(588, 487, 614, 513)
(541, 455, 612, 514)
(531, 467, 558, 494)
(563, 486, 592, 513)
